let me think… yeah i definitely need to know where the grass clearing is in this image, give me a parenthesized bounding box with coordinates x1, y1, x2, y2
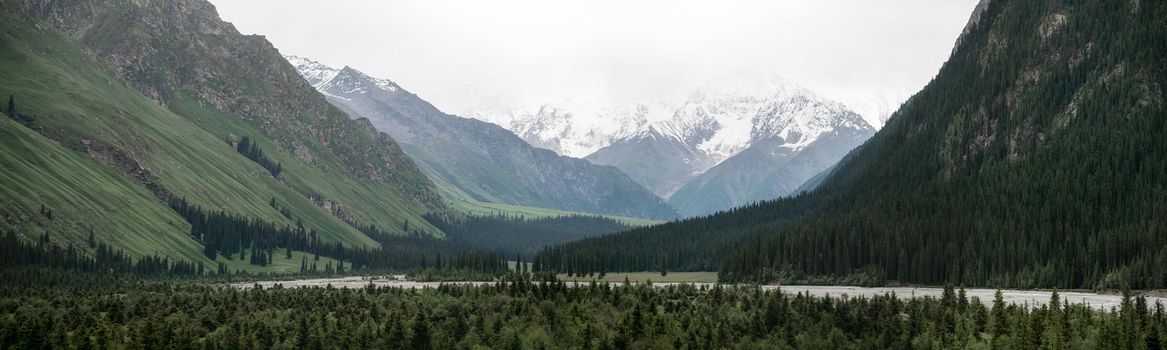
(450, 198, 663, 227)
(217, 251, 340, 275)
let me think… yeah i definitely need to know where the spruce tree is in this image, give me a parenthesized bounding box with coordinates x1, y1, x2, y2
(992, 290, 1008, 337)
(409, 312, 431, 350)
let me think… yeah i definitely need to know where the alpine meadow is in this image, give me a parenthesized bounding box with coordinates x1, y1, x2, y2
(1, 0, 1165, 349)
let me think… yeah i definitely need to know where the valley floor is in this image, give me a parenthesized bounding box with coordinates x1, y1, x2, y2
(236, 274, 1165, 311)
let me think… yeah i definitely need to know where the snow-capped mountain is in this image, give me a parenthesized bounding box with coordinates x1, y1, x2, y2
(297, 57, 873, 217)
(465, 101, 674, 158)
(588, 76, 876, 216)
(286, 55, 678, 219)
(287, 55, 400, 97)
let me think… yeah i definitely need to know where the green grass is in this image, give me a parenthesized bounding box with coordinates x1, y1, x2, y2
(216, 251, 340, 275)
(557, 271, 718, 284)
(167, 95, 443, 238)
(0, 11, 439, 265)
(0, 116, 347, 274)
(449, 197, 663, 227)
(0, 117, 208, 263)
(0, 15, 362, 246)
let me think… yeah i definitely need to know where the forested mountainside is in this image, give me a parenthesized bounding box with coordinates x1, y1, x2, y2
(287, 57, 677, 220)
(538, 0, 1167, 289)
(0, 0, 452, 271)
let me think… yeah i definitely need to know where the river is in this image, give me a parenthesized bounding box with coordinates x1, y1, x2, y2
(232, 275, 1165, 310)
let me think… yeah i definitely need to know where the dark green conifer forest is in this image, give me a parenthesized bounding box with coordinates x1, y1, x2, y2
(1, 272, 1165, 349)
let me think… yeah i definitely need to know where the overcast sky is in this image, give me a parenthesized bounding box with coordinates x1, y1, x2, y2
(212, 0, 980, 128)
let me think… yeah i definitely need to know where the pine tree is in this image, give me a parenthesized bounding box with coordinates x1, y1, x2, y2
(236, 136, 250, 154)
(409, 312, 431, 350)
(992, 290, 1008, 337)
(6, 95, 13, 117)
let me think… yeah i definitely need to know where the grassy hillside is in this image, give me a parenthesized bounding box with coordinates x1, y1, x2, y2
(0, 3, 451, 273)
(0, 12, 382, 246)
(0, 116, 203, 261)
(0, 113, 344, 274)
(166, 96, 443, 238)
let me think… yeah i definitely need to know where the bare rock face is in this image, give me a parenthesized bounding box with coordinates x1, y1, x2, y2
(7, 0, 443, 209)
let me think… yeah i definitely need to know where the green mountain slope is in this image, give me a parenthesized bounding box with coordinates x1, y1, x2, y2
(0, 116, 205, 262)
(538, 0, 1167, 289)
(0, 0, 447, 267)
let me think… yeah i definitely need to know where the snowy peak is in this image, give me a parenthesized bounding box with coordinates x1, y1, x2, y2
(465, 101, 674, 158)
(750, 91, 872, 151)
(464, 75, 871, 165)
(285, 55, 340, 89)
(285, 55, 400, 96)
(641, 76, 872, 165)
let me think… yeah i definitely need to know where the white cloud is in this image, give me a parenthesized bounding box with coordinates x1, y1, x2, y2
(211, 0, 980, 128)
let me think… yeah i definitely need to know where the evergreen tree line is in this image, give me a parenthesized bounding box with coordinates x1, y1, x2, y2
(537, 0, 1167, 289)
(424, 213, 633, 256)
(2, 273, 1166, 349)
(169, 197, 507, 274)
(170, 197, 314, 263)
(534, 195, 818, 276)
(235, 136, 282, 177)
(0, 231, 202, 276)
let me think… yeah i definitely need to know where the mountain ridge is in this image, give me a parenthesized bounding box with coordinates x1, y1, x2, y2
(288, 56, 680, 220)
(586, 77, 875, 214)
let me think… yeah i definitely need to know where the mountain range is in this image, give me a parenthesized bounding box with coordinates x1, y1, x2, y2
(285, 56, 678, 220)
(468, 102, 676, 159)
(471, 78, 875, 216)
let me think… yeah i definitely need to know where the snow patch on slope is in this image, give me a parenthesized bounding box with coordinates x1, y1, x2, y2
(466, 100, 675, 158)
